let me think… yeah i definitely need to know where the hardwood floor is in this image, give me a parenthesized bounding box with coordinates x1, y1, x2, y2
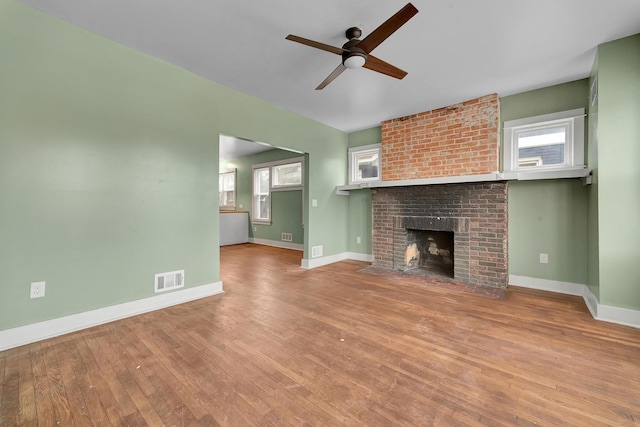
(1, 243, 639, 426)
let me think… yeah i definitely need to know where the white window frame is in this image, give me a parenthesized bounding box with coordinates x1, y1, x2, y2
(348, 143, 381, 184)
(219, 169, 236, 210)
(252, 157, 304, 225)
(272, 160, 303, 189)
(252, 166, 271, 224)
(503, 108, 584, 173)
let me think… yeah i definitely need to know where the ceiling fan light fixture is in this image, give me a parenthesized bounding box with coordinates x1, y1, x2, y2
(285, 3, 418, 89)
(344, 54, 366, 68)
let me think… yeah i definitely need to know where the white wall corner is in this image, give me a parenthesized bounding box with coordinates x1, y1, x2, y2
(594, 301, 640, 329)
(510, 275, 640, 329)
(0, 282, 224, 352)
(581, 285, 599, 319)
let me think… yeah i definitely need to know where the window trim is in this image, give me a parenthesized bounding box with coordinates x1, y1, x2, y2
(348, 143, 381, 184)
(503, 108, 585, 173)
(251, 156, 305, 225)
(218, 169, 236, 211)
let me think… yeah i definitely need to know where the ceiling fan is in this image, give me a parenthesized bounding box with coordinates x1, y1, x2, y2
(286, 3, 418, 90)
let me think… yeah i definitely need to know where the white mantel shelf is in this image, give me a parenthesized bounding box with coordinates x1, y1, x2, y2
(336, 168, 591, 195)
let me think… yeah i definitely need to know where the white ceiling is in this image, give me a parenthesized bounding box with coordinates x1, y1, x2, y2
(219, 135, 275, 161)
(18, 0, 640, 133)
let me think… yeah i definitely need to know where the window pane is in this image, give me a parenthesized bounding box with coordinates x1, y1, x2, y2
(273, 162, 302, 186)
(221, 173, 235, 191)
(355, 151, 379, 180)
(517, 126, 565, 167)
(219, 171, 236, 208)
(253, 167, 270, 220)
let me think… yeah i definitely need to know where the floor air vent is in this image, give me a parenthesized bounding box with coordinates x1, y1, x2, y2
(154, 270, 184, 293)
(311, 245, 323, 258)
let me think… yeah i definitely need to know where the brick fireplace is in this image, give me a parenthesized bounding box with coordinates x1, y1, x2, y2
(371, 94, 508, 290)
(372, 183, 508, 289)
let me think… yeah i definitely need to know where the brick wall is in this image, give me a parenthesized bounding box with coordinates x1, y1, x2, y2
(381, 94, 500, 181)
(372, 182, 508, 289)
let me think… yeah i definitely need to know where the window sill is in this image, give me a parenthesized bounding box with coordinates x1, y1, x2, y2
(498, 167, 590, 181)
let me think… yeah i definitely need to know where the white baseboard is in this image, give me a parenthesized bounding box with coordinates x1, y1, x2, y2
(509, 275, 640, 329)
(346, 252, 374, 262)
(0, 282, 224, 352)
(509, 275, 585, 296)
(301, 251, 373, 269)
(301, 252, 349, 269)
(249, 238, 303, 251)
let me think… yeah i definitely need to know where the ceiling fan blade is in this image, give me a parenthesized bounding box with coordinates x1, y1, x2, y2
(285, 35, 345, 55)
(363, 55, 408, 80)
(316, 64, 347, 90)
(357, 3, 418, 54)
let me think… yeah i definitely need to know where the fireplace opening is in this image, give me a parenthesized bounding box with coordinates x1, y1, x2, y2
(404, 230, 454, 278)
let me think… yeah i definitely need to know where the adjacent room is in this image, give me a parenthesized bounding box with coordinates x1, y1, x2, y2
(1, 0, 639, 425)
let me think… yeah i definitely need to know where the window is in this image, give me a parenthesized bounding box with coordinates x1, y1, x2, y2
(272, 161, 302, 187)
(252, 157, 304, 224)
(219, 170, 236, 210)
(503, 108, 584, 172)
(253, 167, 270, 222)
(348, 144, 381, 184)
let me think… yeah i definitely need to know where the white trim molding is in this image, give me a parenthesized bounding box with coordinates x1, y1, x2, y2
(509, 275, 585, 296)
(509, 275, 640, 329)
(301, 252, 373, 269)
(249, 237, 303, 251)
(0, 282, 224, 352)
(346, 252, 374, 263)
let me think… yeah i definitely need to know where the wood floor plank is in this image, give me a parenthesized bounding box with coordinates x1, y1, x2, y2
(0, 349, 6, 420)
(73, 333, 122, 425)
(55, 340, 94, 426)
(2, 243, 640, 426)
(0, 349, 20, 426)
(29, 343, 57, 426)
(17, 347, 37, 425)
(40, 341, 74, 426)
(100, 326, 166, 427)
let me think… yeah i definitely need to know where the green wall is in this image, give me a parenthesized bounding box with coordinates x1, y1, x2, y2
(508, 180, 588, 283)
(345, 128, 381, 254)
(596, 34, 640, 310)
(0, 0, 348, 331)
(348, 127, 381, 149)
(502, 80, 590, 285)
(587, 57, 600, 298)
(223, 148, 305, 245)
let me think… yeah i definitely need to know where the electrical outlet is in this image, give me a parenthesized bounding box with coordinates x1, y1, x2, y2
(30, 281, 45, 299)
(239, 204, 243, 209)
(357, 236, 361, 244)
(539, 253, 549, 264)
(254, 226, 257, 232)
(312, 199, 318, 207)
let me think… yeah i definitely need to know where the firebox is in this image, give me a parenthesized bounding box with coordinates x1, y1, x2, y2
(404, 230, 454, 278)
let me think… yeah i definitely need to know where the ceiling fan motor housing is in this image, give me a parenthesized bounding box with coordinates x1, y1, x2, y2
(342, 36, 367, 68)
